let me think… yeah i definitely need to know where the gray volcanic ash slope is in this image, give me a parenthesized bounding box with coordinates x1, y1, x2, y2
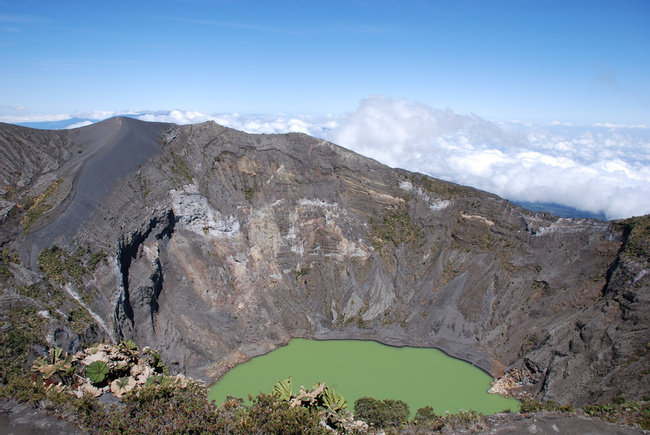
(0, 117, 648, 406)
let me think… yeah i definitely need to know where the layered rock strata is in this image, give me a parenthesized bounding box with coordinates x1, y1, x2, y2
(0, 118, 647, 406)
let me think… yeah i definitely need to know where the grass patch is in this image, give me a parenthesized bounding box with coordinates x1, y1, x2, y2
(291, 267, 311, 278)
(169, 152, 194, 184)
(582, 395, 650, 430)
(0, 307, 46, 379)
(615, 215, 650, 262)
(69, 308, 93, 334)
(439, 262, 461, 289)
(37, 245, 67, 284)
(21, 179, 63, 232)
(159, 151, 194, 186)
(87, 251, 108, 271)
(0, 248, 20, 278)
(370, 207, 424, 258)
(411, 173, 472, 199)
(37, 245, 108, 286)
(519, 396, 574, 413)
(137, 172, 151, 199)
(244, 186, 256, 201)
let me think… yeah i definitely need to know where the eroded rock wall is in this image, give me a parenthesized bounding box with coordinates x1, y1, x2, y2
(1, 119, 647, 406)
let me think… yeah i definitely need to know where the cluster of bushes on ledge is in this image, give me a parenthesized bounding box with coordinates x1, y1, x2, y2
(37, 244, 107, 286)
(20, 178, 63, 232)
(1, 342, 650, 434)
(30, 341, 174, 399)
(582, 394, 650, 430)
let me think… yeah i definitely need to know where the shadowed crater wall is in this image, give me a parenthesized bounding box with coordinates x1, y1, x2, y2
(0, 118, 648, 407)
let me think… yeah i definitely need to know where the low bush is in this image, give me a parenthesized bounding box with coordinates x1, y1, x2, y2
(519, 396, 573, 413)
(439, 409, 487, 432)
(582, 396, 650, 430)
(354, 396, 410, 429)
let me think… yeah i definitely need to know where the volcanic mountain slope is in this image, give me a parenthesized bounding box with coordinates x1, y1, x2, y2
(0, 117, 648, 406)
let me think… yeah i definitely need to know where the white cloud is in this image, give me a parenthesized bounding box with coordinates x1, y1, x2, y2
(594, 122, 649, 129)
(65, 120, 94, 129)
(137, 110, 211, 124)
(133, 111, 339, 137)
(323, 95, 650, 220)
(0, 113, 71, 123)
(75, 110, 121, 120)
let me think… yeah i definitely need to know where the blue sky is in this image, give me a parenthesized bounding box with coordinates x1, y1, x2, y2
(1, 0, 649, 124)
(1, 1, 649, 220)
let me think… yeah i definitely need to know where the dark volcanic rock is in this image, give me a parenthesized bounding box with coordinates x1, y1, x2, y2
(0, 118, 648, 407)
(0, 399, 87, 435)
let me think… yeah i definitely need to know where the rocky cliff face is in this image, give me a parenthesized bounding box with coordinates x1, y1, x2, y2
(0, 118, 648, 406)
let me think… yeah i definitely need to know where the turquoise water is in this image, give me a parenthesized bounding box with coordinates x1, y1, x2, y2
(208, 339, 519, 415)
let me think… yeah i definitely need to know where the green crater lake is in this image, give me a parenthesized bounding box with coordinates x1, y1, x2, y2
(209, 339, 519, 414)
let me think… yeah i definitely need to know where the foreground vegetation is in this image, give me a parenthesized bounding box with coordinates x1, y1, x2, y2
(1, 342, 649, 434)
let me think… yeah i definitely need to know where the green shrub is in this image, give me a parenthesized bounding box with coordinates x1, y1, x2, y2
(582, 397, 649, 429)
(441, 409, 486, 432)
(37, 245, 66, 283)
(81, 384, 327, 435)
(241, 393, 328, 435)
(63, 255, 85, 282)
(73, 392, 107, 429)
(0, 375, 47, 403)
(0, 248, 19, 278)
(411, 173, 472, 199)
(615, 215, 650, 262)
(31, 347, 75, 384)
(244, 186, 256, 201)
(69, 307, 93, 333)
(354, 396, 410, 428)
(370, 208, 423, 258)
(37, 244, 107, 285)
(87, 251, 108, 270)
(21, 179, 63, 232)
(86, 361, 110, 384)
(413, 405, 439, 423)
(0, 307, 45, 379)
(612, 393, 626, 405)
(519, 396, 573, 413)
(168, 151, 194, 185)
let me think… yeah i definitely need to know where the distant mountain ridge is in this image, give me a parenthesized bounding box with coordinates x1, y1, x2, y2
(0, 117, 648, 407)
(10, 117, 608, 221)
(513, 201, 607, 220)
(16, 118, 98, 130)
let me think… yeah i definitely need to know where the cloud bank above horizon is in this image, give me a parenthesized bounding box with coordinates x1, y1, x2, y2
(326, 96, 650, 221)
(3, 95, 649, 221)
